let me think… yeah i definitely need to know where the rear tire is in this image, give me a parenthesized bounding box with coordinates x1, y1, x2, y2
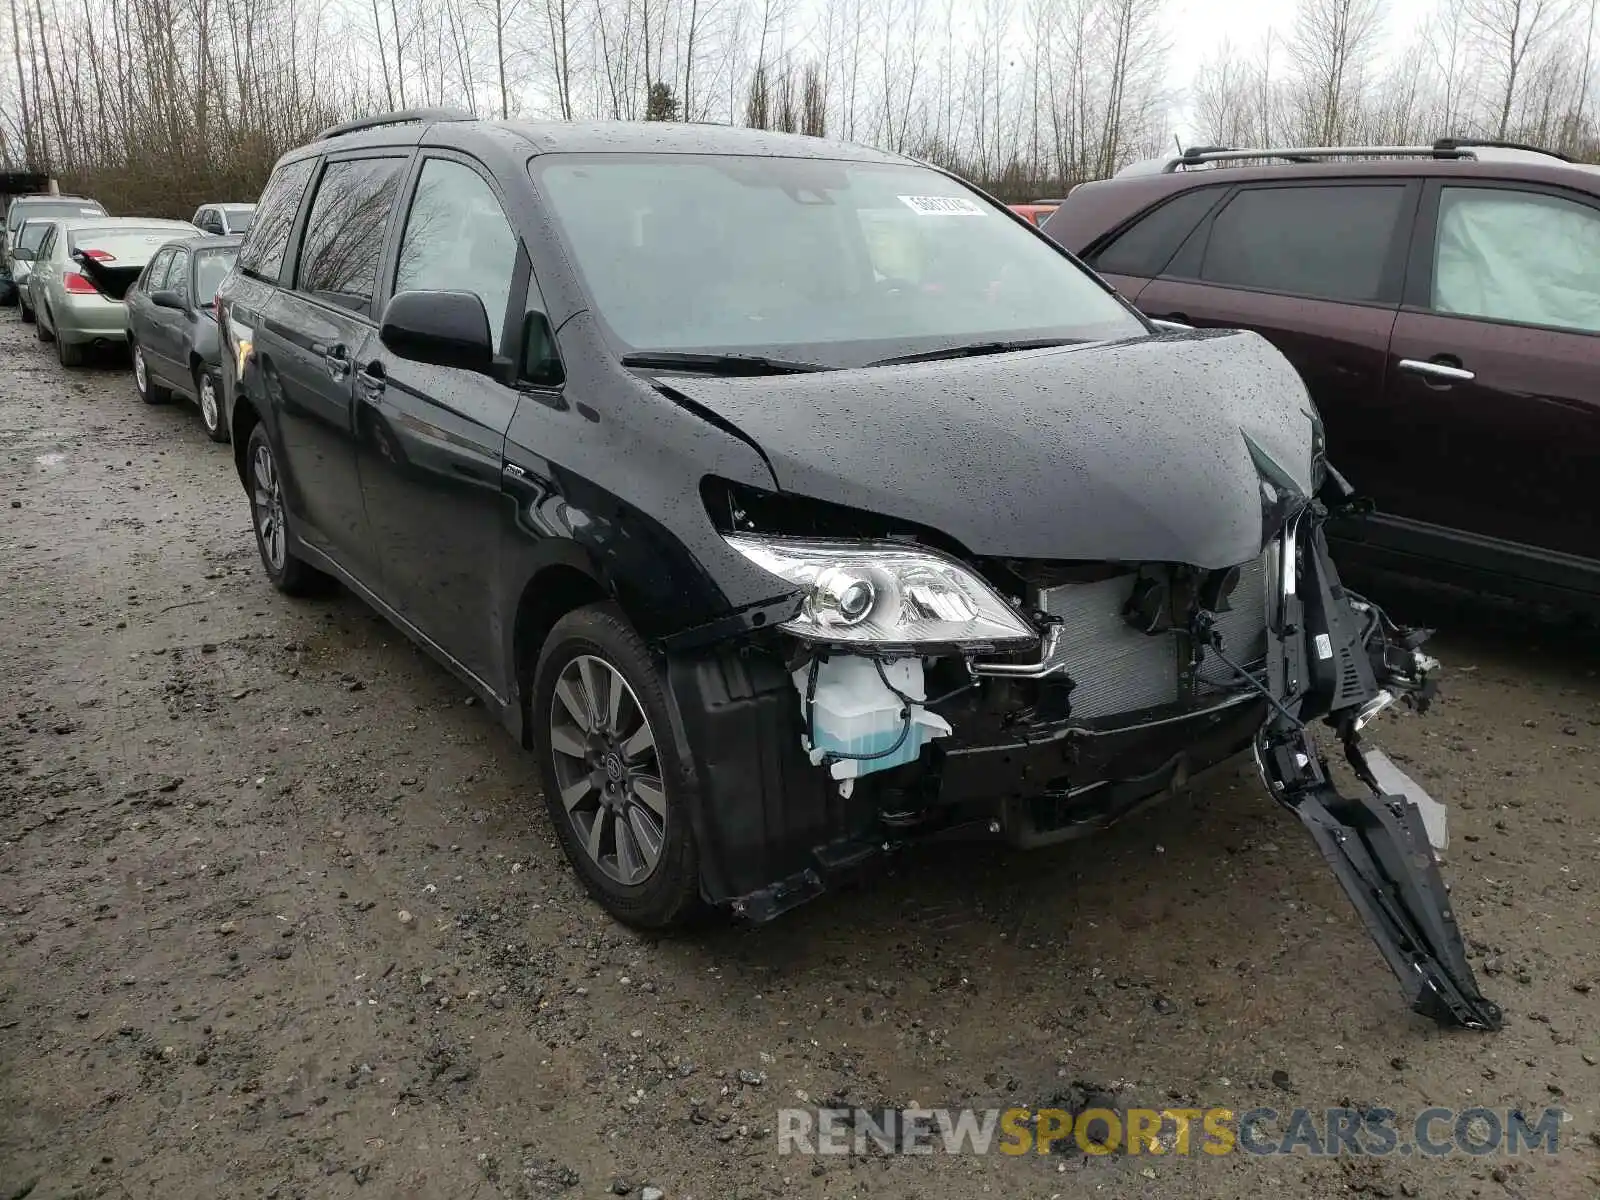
(36, 305, 53, 342)
(57, 335, 84, 367)
(531, 603, 705, 930)
(196, 367, 228, 442)
(132, 342, 169, 404)
(244, 422, 332, 597)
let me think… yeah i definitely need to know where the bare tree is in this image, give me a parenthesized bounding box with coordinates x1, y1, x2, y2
(1462, 0, 1572, 137)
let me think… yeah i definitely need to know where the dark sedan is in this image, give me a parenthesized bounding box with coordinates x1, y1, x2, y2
(125, 234, 241, 441)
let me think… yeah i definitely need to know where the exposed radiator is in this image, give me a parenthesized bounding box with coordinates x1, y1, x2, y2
(1037, 555, 1272, 720)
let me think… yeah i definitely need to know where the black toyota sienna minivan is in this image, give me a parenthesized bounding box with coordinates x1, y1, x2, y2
(216, 109, 1500, 1030)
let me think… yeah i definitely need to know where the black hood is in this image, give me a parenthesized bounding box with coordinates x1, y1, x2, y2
(663, 328, 1318, 568)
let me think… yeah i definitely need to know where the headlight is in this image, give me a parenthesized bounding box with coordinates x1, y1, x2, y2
(724, 535, 1037, 648)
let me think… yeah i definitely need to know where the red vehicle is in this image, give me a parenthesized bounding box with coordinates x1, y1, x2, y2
(1042, 140, 1600, 614)
(1008, 199, 1064, 226)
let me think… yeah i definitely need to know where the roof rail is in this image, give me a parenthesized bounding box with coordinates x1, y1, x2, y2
(316, 107, 475, 141)
(1431, 136, 1574, 163)
(1119, 137, 1576, 176)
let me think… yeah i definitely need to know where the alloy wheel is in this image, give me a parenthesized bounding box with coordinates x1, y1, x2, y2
(251, 440, 286, 572)
(548, 654, 666, 886)
(133, 346, 148, 394)
(199, 374, 219, 432)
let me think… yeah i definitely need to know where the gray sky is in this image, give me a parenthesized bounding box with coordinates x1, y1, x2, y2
(1168, 0, 1437, 138)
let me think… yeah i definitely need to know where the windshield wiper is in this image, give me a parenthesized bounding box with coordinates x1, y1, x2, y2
(619, 351, 830, 376)
(864, 338, 1080, 368)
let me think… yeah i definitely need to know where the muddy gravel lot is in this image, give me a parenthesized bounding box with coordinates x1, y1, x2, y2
(1, 309, 1597, 1200)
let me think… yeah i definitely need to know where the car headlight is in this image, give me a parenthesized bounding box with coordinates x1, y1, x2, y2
(724, 535, 1037, 648)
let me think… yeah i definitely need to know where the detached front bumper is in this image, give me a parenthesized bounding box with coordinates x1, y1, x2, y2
(665, 497, 1499, 1030)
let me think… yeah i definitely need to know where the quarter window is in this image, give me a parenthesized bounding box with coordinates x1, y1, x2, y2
(238, 158, 315, 283)
(1091, 188, 1223, 278)
(394, 158, 518, 353)
(297, 157, 408, 313)
(1432, 187, 1600, 334)
(1199, 185, 1406, 303)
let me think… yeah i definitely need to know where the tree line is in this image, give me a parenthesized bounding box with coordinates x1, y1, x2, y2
(0, 0, 1595, 217)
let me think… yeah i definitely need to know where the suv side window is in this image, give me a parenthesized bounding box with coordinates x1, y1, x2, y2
(239, 158, 316, 283)
(1431, 186, 1600, 334)
(145, 249, 174, 292)
(1196, 185, 1407, 303)
(170, 250, 191, 305)
(394, 157, 517, 353)
(1090, 188, 1224, 278)
(297, 157, 408, 315)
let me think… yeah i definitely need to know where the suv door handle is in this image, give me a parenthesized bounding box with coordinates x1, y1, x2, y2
(313, 341, 350, 380)
(357, 363, 386, 404)
(1398, 358, 1475, 385)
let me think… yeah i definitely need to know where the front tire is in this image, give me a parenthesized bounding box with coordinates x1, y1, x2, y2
(531, 604, 703, 929)
(244, 423, 331, 596)
(18, 295, 33, 324)
(132, 342, 168, 403)
(195, 367, 228, 442)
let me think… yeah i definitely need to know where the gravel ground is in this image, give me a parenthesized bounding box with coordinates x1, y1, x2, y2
(1, 309, 1597, 1200)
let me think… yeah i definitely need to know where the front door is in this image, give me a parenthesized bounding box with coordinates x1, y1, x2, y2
(1380, 182, 1600, 563)
(354, 154, 525, 692)
(259, 153, 410, 580)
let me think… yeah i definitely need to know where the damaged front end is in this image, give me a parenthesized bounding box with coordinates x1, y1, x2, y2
(665, 474, 1499, 1032)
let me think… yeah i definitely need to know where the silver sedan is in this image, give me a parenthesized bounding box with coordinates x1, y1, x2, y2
(28, 217, 200, 366)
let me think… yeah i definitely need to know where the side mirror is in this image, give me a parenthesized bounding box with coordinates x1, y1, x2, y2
(151, 289, 185, 310)
(10, 247, 33, 261)
(380, 289, 493, 375)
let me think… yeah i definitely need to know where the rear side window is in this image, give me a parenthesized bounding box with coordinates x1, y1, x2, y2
(296, 157, 408, 313)
(1198, 185, 1406, 303)
(238, 158, 316, 283)
(1091, 188, 1223, 278)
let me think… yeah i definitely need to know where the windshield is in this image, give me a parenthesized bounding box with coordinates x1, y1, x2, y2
(194, 247, 237, 303)
(532, 154, 1141, 366)
(9, 200, 104, 232)
(17, 222, 50, 252)
(222, 206, 255, 232)
(67, 227, 182, 267)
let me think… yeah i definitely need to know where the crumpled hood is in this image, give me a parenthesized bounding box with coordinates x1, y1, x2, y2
(667, 328, 1317, 567)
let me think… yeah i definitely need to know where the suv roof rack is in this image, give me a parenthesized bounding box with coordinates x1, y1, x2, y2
(1118, 136, 1575, 176)
(316, 107, 475, 142)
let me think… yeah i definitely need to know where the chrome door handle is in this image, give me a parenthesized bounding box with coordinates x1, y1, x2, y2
(1398, 358, 1474, 384)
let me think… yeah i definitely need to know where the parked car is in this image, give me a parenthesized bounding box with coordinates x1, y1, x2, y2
(125, 234, 242, 440)
(1042, 140, 1600, 615)
(2, 190, 104, 303)
(1008, 199, 1064, 226)
(216, 110, 1498, 1030)
(191, 203, 256, 236)
(6, 217, 55, 321)
(28, 217, 200, 365)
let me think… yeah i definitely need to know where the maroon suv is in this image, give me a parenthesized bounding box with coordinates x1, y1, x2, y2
(1042, 141, 1600, 614)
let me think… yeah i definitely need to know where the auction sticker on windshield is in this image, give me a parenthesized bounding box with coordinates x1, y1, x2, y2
(898, 195, 985, 216)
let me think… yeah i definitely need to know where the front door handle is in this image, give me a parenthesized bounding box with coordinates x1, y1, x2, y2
(357, 363, 386, 404)
(1398, 357, 1475, 385)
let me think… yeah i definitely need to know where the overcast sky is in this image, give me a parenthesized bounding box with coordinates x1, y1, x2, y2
(1166, 0, 1438, 138)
